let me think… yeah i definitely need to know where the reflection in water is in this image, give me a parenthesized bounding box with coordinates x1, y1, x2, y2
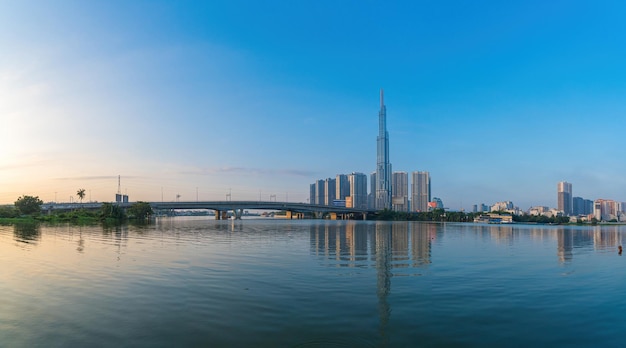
(3, 220, 626, 347)
(411, 223, 433, 267)
(557, 228, 573, 263)
(375, 223, 392, 345)
(309, 221, 433, 270)
(13, 222, 41, 244)
(310, 221, 435, 345)
(593, 227, 622, 251)
(102, 224, 129, 261)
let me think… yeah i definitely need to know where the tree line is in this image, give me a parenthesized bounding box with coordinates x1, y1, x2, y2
(375, 209, 574, 224)
(0, 195, 153, 222)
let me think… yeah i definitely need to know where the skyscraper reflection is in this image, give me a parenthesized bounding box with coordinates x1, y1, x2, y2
(411, 223, 432, 267)
(557, 228, 573, 263)
(309, 221, 433, 271)
(375, 222, 392, 344)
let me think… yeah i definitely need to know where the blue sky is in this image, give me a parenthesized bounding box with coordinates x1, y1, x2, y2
(1, 0, 626, 209)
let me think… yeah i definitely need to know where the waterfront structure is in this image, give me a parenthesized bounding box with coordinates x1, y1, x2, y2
(375, 89, 392, 210)
(528, 206, 550, 216)
(309, 184, 316, 205)
(593, 199, 623, 221)
(411, 171, 430, 212)
(392, 171, 409, 212)
(324, 178, 336, 206)
(573, 196, 594, 216)
(557, 181, 573, 216)
(348, 172, 368, 209)
(315, 179, 325, 206)
(336, 174, 350, 201)
(491, 201, 514, 212)
(369, 172, 377, 209)
(432, 197, 444, 209)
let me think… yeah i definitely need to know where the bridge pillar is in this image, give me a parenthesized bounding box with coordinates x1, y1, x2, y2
(232, 208, 243, 220)
(215, 210, 221, 220)
(329, 212, 337, 220)
(286, 211, 293, 219)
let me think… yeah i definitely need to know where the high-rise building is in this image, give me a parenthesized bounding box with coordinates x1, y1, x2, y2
(375, 89, 392, 210)
(315, 179, 325, 206)
(324, 178, 336, 206)
(411, 171, 430, 212)
(557, 181, 573, 216)
(392, 171, 408, 212)
(432, 197, 444, 209)
(369, 172, 377, 209)
(573, 196, 594, 216)
(593, 199, 622, 221)
(336, 174, 350, 201)
(309, 183, 316, 205)
(348, 172, 368, 209)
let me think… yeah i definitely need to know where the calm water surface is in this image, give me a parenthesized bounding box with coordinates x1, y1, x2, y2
(1, 218, 625, 347)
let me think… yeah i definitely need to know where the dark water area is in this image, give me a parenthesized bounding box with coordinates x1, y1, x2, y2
(1, 218, 625, 347)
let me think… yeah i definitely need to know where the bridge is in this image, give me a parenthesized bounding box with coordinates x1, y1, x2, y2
(42, 201, 376, 220)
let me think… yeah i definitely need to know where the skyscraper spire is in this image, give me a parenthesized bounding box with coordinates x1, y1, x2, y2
(376, 89, 392, 210)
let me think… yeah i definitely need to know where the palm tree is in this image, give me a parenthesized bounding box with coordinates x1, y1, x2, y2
(77, 188, 86, 205)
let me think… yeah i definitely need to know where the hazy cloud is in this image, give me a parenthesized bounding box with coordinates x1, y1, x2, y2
(181, 167, 318, 177)
(54, 175, 143, 181)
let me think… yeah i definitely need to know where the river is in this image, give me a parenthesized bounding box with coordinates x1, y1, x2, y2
(1, 218, 625, 347)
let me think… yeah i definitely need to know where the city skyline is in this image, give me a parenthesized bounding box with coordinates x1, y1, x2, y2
(2, 1, 626, 209)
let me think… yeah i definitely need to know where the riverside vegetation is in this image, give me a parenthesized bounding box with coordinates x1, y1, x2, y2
(0, 195, 153, 224)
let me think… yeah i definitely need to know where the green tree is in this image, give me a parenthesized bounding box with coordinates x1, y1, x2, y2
(0, 205, 19, 218)
(127, 202, 153, 220)
(100, 203, 126, 221)
(14, 195, 44, 215)
(77, 188, 86, 204)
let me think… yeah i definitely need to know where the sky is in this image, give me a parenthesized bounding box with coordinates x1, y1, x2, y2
(1, 0, 626, 210)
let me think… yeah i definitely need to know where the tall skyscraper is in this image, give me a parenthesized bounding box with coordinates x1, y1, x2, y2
(348, 172, 368, 209)
(392, 171, 408, 212)
(412, 171, 431, 212)
(309, 183, 316, 205)
(315, 179, 325, 206)
(557, 181, 573, 216)
(336, 174, 350, 201)
(324, 178, 336, 206)
(376, 89, 392, 210)
(369, 172, 377, 209)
